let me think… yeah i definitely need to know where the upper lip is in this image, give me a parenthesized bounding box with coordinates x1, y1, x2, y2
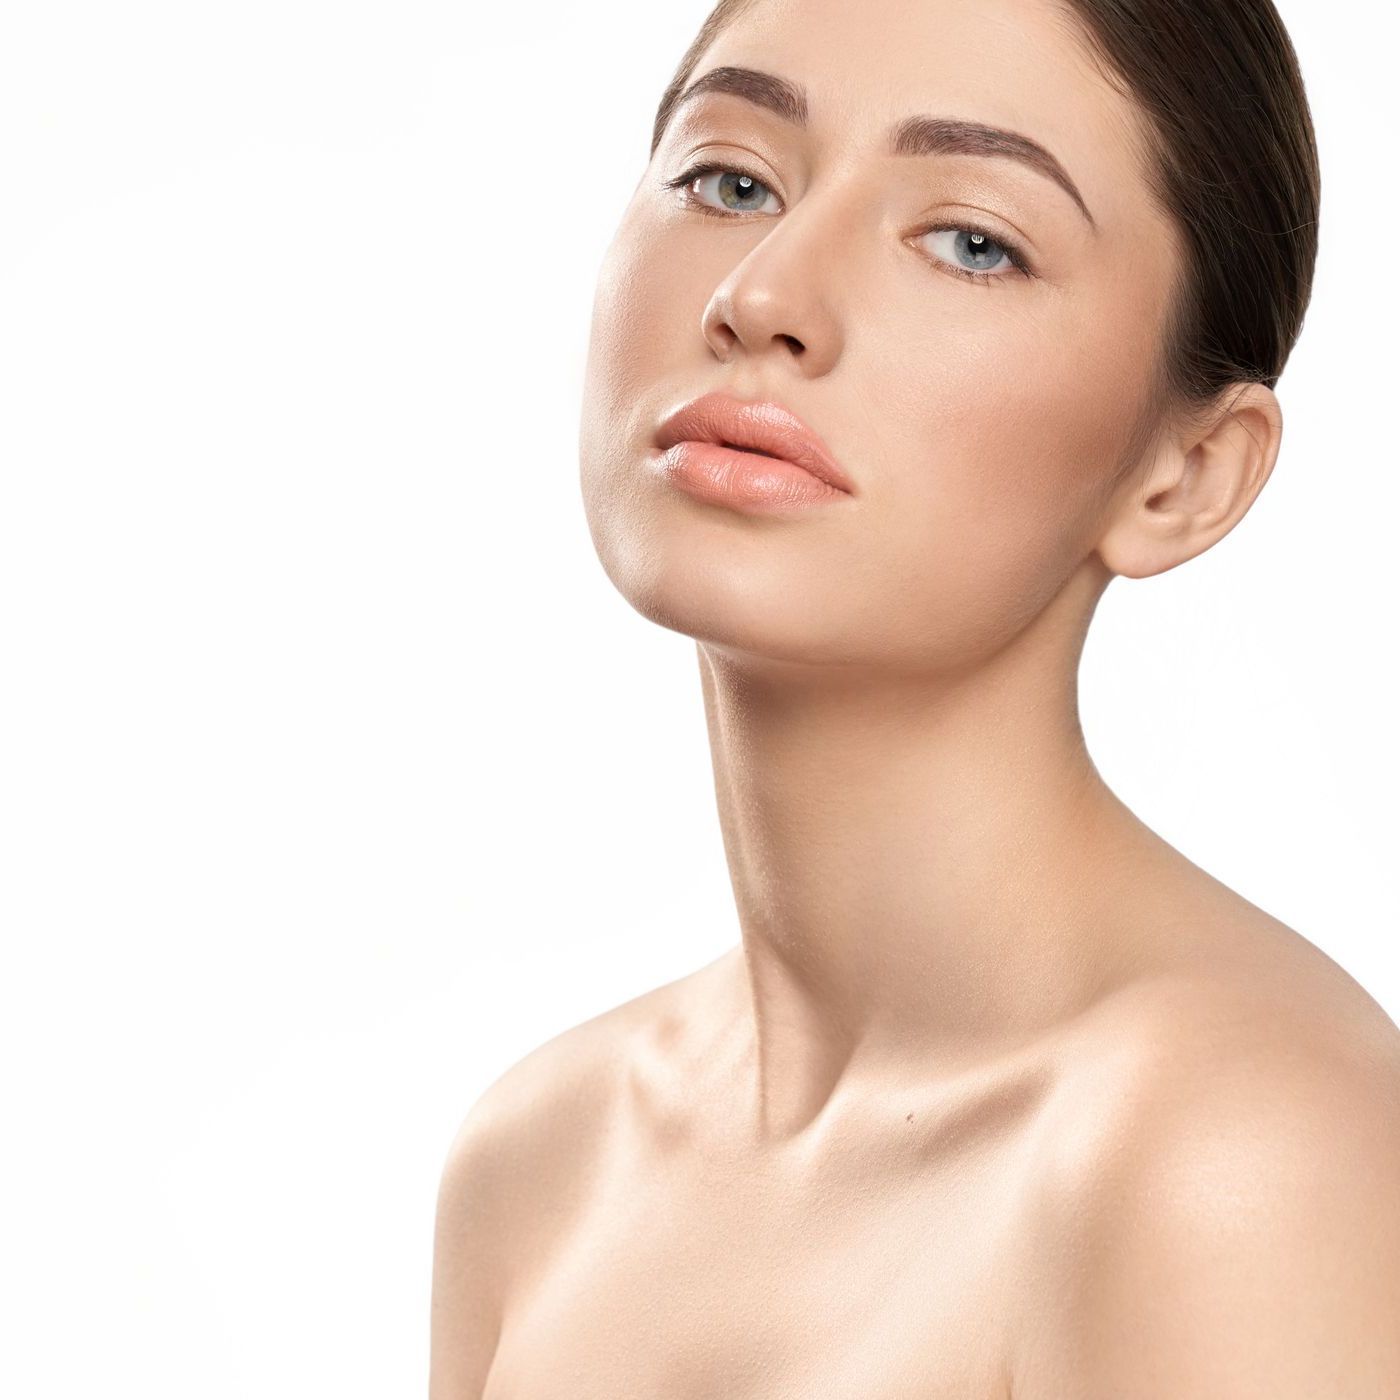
(654, 392, 855, 495)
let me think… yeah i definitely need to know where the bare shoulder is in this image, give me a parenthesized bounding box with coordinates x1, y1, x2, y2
(432, 958, 707, 1229)
(1015, 921, 1400, 1399)
(436, 948, 731, 1171)
(429, 957, 718, 1398)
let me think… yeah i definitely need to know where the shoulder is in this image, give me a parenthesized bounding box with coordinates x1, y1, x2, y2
(436, 948, 727, 1163)
(429, 972, 688, 1397)
(433, 970, 680, 1224)
(1021, 966, 1400, 1398)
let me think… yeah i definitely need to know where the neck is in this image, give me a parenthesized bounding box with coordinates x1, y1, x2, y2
(695, 573, 1160, 1144)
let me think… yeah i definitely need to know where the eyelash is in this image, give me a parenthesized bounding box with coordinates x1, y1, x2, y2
(662, 160, 1035, 287)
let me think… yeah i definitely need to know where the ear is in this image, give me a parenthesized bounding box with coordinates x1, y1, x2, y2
(1097, 383, 1283, 580)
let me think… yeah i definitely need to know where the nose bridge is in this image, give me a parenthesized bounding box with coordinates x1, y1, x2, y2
(703, 173, 869, 363)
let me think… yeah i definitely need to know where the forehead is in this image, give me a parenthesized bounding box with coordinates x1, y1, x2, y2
(680, 0, 1158, 234)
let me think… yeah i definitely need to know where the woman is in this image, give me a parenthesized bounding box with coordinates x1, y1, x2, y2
(432, 0, 1400, 1394)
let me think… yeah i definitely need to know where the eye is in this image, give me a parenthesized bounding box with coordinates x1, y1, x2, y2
(663, 161, 782, 217)
(661, 161, 1036, 287)
(916, 226, 1034, 286)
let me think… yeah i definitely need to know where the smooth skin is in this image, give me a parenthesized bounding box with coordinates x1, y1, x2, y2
(431, 0, 1400, 1394)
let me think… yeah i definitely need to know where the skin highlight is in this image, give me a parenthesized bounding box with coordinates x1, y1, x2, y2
(429, 1, 1400, 1396)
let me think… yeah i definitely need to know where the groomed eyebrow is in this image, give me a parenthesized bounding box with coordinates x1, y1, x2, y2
(660, 64, 1098, 232)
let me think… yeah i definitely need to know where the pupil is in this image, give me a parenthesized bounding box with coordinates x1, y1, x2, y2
(720, 171, 763, 210)
(957, 229, 1001, 269)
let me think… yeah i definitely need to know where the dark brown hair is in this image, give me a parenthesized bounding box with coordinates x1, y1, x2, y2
(648, 0, 1320, 465)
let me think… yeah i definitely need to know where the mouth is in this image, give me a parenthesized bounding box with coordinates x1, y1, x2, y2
(653, 392, 856, 496)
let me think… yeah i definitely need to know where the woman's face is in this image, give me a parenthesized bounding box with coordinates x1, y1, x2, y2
(579, 0, 1182, 673)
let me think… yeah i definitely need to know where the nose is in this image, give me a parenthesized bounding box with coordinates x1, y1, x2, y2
(698, 187, 850, 378)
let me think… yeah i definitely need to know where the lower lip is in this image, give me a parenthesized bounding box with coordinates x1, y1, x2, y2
(650, 440, 851, 514)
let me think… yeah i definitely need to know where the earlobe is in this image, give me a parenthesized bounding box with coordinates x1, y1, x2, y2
(1095, 382, 1283, 581)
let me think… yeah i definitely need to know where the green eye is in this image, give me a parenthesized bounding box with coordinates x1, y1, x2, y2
(664, 162, 781, 216)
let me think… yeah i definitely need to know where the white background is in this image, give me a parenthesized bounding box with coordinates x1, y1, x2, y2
(1, 1, 1394, 1394)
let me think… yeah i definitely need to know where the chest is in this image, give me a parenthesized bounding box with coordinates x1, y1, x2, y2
(481, 1145, 1029, 1400)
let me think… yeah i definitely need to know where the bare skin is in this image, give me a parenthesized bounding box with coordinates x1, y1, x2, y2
(431, 0, 1400, 1394)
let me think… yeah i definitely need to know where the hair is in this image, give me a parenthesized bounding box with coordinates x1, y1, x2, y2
(647, 0, 1321, 474)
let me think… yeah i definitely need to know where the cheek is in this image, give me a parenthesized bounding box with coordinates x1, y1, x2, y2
(852, 289, 1159, 655)
(578, 211, 711, 618)
(580, 207, 684, 435)
(579, 211, 687, 505)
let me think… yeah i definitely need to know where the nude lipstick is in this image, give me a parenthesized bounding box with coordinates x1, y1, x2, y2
(650, 392, 856, 515)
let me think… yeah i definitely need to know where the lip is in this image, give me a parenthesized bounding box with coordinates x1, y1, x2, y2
(652, 392, 856, 496)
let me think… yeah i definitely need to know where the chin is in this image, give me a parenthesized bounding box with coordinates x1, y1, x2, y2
(585, 506, 889, 671)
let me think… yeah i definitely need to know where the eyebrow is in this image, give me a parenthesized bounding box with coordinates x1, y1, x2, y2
(662, 65, 1098, 232)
